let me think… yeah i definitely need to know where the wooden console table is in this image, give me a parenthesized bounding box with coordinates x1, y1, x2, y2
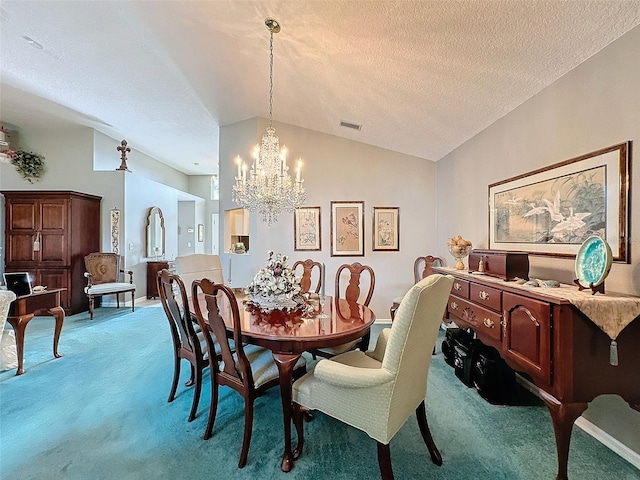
(7, 288, 66, 375)
(433, 267, 640, 480)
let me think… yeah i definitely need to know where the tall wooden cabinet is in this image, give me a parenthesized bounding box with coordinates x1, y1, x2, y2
(2, 190, 101, 315)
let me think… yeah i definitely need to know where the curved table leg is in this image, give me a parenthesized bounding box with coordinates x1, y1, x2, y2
(6, 314, 35, 376)
(49, 306, 65, 358)
(272, 352, 302, 473)
(540, 390, 588, 480)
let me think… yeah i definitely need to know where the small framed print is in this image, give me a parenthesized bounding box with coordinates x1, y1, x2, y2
(373, 207, 399, 251)
(331, 201, 364, 257)
(294, 207, 321, 251)
(197, 224, 204, 243)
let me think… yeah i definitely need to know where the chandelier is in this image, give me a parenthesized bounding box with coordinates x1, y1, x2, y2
(232, 18, 306, 226)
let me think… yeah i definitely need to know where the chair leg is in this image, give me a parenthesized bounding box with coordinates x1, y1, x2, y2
(203, 374, 219, 441)
(185, 363, 196, 387)
(116, 293, 120, 309)
(188, 365, 202, 422)
(377, 442, 395, 480)
(416, 400, 442, 466)
(357, 330, 371, 351)
(238, 398, 254, 468)
(168, 353, 180, 402)
(89, 296, 95, 320)
(131, 291, 135, 312)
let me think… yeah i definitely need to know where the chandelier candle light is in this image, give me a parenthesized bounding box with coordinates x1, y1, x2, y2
(232, 18, 306, 226)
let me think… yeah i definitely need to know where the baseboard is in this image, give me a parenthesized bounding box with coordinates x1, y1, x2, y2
(374, 319, 392, 325)
(516, 375, 640, 470)
(574, 416, 640, 469)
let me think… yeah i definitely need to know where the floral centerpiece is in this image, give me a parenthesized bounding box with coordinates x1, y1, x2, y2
(245, 251, 305, 313)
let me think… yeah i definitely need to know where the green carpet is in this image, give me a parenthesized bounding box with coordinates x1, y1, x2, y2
(1, 306, 638, 479)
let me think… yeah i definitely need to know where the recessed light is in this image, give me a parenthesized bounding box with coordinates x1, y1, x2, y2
(22, 36, 43, 50)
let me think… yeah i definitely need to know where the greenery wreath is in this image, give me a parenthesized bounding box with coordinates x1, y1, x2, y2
(10, 150, 46, 183)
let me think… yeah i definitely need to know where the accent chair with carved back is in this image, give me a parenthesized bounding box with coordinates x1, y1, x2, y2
(83, 253, 135, 320)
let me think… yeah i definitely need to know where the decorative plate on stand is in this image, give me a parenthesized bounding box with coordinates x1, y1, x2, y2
(574, 235, 612, 293)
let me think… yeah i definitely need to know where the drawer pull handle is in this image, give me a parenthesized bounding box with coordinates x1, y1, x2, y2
(454, 282, 462, 291)
(483, 318, 495, 328)
(479, 290, 490, 300)
(450, 301, 458, 310)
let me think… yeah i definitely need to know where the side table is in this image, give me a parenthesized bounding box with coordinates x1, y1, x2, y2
(7, 288, 66, 375)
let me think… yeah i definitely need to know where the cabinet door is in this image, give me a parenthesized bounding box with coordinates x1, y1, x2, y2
(37, 268, 70, 311)
(502, 292, 551, 384)
(39, 199, 68, 265)
(6, 199, 38, 265)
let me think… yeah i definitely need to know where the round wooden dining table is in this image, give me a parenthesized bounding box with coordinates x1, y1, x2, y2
(228, 294, 376, 472)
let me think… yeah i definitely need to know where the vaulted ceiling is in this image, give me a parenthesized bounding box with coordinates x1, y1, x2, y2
(1, 1, 639, 175)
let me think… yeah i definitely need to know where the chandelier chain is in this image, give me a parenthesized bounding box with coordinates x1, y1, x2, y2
(269, 28, 274, 128)
(232, 18, 306, 226)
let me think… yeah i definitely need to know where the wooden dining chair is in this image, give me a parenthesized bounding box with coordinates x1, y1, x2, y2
(292, 259, 322, 294)
(313, 262, 375, 358)
(157, 269, 208, 423)
(192, 279, 306, 468)
(390, 255, 444, 320)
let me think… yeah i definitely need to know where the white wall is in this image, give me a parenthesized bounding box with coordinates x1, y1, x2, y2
(0, 127, 205, 303)
(220, 117, 439, 318)
(436, 25, 640, 456)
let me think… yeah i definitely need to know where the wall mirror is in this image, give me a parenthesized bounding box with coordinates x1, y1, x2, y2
(146, 206, 165, 258)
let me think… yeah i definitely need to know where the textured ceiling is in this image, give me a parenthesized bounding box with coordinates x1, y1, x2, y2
(1, 1, 639, 175)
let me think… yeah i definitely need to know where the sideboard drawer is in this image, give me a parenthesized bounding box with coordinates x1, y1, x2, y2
(451, 279, 470, 298)
(470, 283, 502, 312)
(447, 295, 502, 342)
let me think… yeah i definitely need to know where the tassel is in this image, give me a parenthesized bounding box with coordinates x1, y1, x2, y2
(610, 340, 618, 366)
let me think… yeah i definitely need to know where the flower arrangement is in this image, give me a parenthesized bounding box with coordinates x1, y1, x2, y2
(245, 251, 304, 312)
(1, 149, 46, 183)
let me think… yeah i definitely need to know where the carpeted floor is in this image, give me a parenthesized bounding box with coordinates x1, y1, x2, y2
(1, 305, 638, 480)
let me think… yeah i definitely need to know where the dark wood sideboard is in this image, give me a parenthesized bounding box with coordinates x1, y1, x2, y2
(433, 266, 640, 480)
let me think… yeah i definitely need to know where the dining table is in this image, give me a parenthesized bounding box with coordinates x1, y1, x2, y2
(206, 291, 376, 472)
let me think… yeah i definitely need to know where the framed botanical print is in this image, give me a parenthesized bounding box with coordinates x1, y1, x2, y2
(294, 207, 321, 251)
(489, 142, 629, 262)
(372, 207, 399, 251)
(331, 201, 364, 256)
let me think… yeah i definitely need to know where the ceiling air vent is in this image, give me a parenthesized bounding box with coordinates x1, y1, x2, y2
(340, 120, 362, 131)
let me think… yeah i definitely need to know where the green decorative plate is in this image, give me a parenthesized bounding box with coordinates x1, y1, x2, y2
(575, 236, 612, 287)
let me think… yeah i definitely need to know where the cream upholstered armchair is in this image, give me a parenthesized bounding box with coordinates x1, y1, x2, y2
(293, 273, 454, 480)
(84, 253, 136, 320)
(0, 290, 18, 371)
(174, 254, 224, 295)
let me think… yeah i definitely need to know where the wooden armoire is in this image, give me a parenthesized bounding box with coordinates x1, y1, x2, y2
(2, 190, 102, 314)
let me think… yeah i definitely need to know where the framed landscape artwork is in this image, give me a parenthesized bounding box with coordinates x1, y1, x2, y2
(372, 207, 399, 251)
(488, 142, 629, 262)
(331, 201, 364, 256)
(294, 207, 321, 251)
